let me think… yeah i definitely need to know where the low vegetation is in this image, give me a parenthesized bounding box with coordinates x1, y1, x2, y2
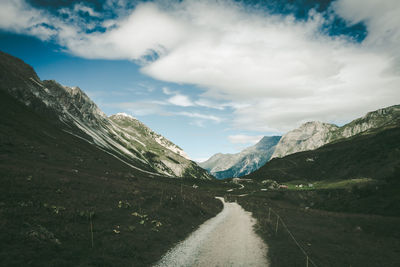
(236, 194, 400, 267)
(0, 91, 225, 266)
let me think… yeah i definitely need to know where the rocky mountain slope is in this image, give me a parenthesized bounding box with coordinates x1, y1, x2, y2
(0, 51, 212, 179)
(199, 136, 281, 179)
(247, 125, 400, 183)
(271, 105, 400, 159)
(109, 113, 209, 178)
(271, 122, 338, 159)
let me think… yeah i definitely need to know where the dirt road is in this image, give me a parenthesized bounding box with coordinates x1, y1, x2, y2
(155, 197, 269, 267)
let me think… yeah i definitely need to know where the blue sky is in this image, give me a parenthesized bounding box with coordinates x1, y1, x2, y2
(1, 0, 399, 161)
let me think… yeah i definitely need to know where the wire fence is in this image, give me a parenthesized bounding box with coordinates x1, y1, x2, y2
(224, 193, 319, 267)
(265, 205, 318, 267)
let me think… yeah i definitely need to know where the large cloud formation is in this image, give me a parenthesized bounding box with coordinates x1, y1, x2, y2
(1, 0, 399, 132)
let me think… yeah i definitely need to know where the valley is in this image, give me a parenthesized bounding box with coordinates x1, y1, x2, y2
(1, 50, 399, 267)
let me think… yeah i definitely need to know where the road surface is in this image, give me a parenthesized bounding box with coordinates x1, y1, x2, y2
(155, 197, 269, 267)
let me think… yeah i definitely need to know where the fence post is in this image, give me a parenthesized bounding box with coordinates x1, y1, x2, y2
(306, 256, 309, 267)
(90, 213, 94, 248)
(275, 215, 279, 234)
(181, 183, 184, 204)
(268, 208, 271, 221)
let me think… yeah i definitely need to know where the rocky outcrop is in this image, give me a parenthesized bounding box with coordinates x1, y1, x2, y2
(271, 122, 338, 159)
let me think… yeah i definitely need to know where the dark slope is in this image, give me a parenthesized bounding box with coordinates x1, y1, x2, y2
(246, 126, 400, 182)
(0, 57, 222, 265)
(0, 51, 153, 173)
(0, 51, 213, 179)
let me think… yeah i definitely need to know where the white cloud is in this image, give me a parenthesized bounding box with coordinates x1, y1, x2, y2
(162, 87, 174, 95)
(228, 135, 264, 145)
(73, 3, 101, 17)
(167, 94, 194, 107)
(161, 87, 194, 107)
(0, 0, 56, 40)
(1, 0, 400, 132)
(332, 0, 400, 74)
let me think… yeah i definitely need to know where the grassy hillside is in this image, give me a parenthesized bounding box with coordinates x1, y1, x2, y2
(0, 90, 223, 266)
(247, 126, 400, 183)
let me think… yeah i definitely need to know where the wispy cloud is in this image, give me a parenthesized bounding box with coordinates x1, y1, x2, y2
(162, 87, 174, 95)
(175, 112, 222, 123)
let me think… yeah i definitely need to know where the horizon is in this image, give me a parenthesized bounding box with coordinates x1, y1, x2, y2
(1, 0, 399, 161)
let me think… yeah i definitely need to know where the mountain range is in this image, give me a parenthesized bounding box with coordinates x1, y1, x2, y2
(201, 105, 399, 179)
(271, 105, 400, 159)
(247, 124, 400, 182)
(199, 136, 281, 179)
(1, 49, 398, 182)
(0, 51, 212, 179)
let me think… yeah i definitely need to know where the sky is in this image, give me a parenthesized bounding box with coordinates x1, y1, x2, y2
(0, 0, 399, 162)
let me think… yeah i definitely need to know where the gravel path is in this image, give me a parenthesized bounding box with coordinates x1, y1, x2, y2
(154, 197, 269, 267)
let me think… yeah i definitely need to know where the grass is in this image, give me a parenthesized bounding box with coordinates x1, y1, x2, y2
(283, 178, 376, 190)
(224, 174, 400, 266)
(235, 194, 400, 267)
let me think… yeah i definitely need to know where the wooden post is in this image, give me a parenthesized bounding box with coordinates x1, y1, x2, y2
(275, 215, 279, 234)
(159, 190, 164, 207)
(181, 183, 184, 204)
(268, 208, 271, 221)
(90, 213, 94, 248)
(306, 256, 309, 267)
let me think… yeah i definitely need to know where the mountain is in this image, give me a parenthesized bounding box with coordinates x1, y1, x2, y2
(0, 65, 222, 266)
(109, 113, 211, 179)
(0, 51, 212, 179)
(199, 136, 281, 179)
(271, 105, 400, 159)
(247, 124, 400, 183)
(271, 122, 338, 159)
